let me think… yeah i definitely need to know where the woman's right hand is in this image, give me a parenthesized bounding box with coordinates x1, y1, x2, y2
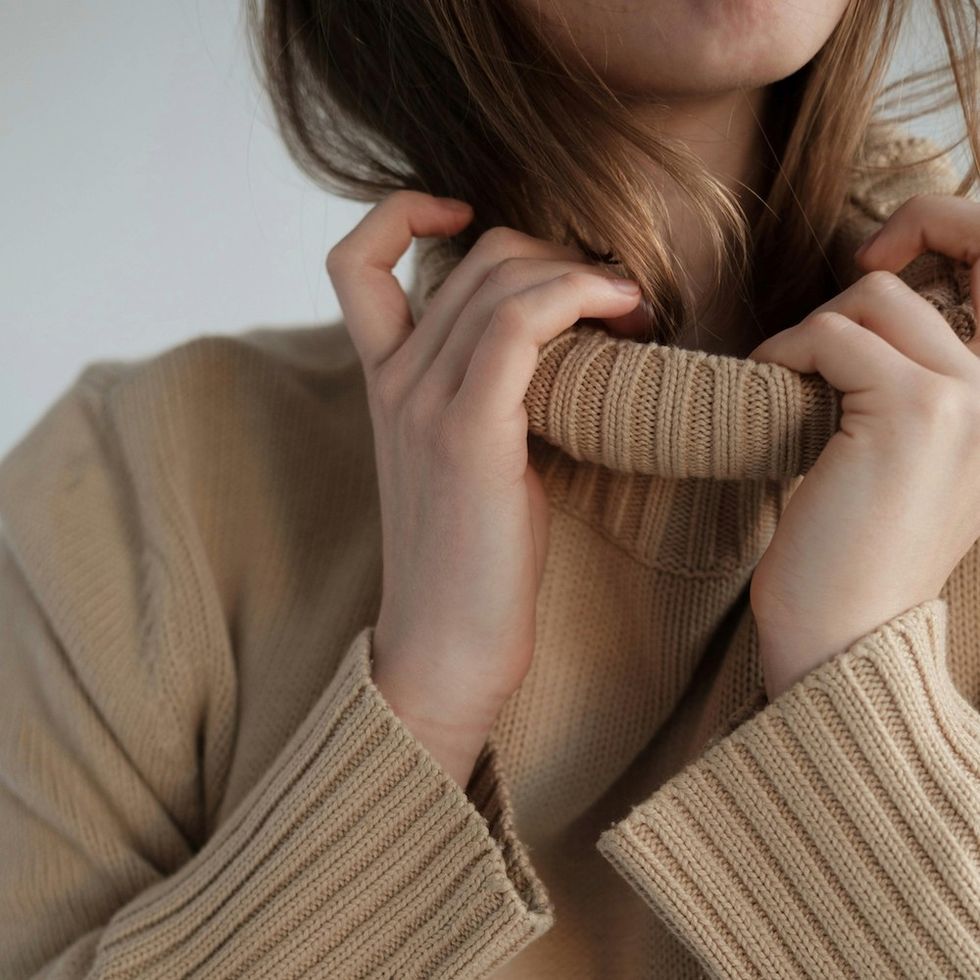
(326, 190, 642, 789)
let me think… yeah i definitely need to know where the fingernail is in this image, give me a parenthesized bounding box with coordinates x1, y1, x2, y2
(608, 277, 640, 293)
(439, 197, 472, 212)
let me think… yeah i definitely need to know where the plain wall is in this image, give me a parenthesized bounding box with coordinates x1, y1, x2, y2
(0, 1, 970, 458)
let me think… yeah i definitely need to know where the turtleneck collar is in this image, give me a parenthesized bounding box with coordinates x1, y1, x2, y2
(407, 132, 975, 485)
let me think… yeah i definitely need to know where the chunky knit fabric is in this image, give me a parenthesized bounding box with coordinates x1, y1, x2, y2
(1, 127, 979, 978)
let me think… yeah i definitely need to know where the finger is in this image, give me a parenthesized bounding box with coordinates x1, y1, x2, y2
(972, 257, 980, 327)
(748, 309, 917, 396)
(326, 190, 474, 371)
(427, 256, 638, 394)
(855, 194, 980, 320)
(856, 194, 980, 270)
(588, 298, 653, 339)
(451, 271, 641, 427)
(764, 270, 969, 377)
(405, 227, 587, 380)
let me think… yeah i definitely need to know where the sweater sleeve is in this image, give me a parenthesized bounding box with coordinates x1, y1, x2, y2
(0, 368, 553, 978)
(596, 597, 980, 979)
(0, 535, 553, 979)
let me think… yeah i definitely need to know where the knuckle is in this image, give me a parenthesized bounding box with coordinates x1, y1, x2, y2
(475, 225, 526, 258)
(325, 238, 360, 278)
(328, 190, 423, 277)
(922, 378, 965, 423)
(804, 310, 849, 335)
(487, 295, 530, 343)
(903, 374, 956, 423)
(485, 255, 528, 289)
(324, 243, 347, 277)
(562, 269, 601, 290)
(860, 268, 904, 295)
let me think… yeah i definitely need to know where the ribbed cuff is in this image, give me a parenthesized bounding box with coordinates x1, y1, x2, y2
(596, 598, 980, 979)
(92, 626, 553, 979)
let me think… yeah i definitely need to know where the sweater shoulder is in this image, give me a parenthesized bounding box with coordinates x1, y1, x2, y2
(73, 317, 370, 439)
(0, 317, 379, 700)
(0, 318, 373, 531)
(848, 120, 967, 220)
(0, 318, 382, 815)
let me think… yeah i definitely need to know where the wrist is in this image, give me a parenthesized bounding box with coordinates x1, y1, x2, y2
(756, 621, 833, 700)
(371, 662, 501, 791)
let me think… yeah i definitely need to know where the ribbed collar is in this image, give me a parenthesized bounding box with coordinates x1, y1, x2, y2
(408, 134, 974, 485)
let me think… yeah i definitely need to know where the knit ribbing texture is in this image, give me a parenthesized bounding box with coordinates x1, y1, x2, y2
(1, 124, 978, 978)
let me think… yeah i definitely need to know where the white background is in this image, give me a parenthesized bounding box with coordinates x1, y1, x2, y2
(0, 1, 969, 458)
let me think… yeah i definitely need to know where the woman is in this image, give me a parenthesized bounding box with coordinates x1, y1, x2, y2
(2, 1, 979, 977)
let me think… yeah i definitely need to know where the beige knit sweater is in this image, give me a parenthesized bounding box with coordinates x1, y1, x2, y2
(2, 127, 979, 979)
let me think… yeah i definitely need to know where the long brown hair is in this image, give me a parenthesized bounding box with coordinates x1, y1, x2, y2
(245, 0, 979, 344)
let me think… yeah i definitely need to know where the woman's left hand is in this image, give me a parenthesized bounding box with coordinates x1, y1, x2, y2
(747, 194, 980, 700)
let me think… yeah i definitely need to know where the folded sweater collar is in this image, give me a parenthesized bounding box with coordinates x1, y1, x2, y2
(408, 133, 975, 483)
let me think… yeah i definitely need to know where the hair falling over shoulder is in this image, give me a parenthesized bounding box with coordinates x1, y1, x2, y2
(245, 0, 980, 345)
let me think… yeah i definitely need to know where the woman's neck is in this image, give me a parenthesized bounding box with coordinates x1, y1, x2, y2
(636, 85, 773, 204)
(633, 85, 777, 357)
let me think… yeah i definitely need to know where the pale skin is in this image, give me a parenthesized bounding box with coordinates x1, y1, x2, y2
(329, 205, 642, 788)
(520, 0, 850, 353)
(750, 195, 980, 699)
(327, 1, 980, 789)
